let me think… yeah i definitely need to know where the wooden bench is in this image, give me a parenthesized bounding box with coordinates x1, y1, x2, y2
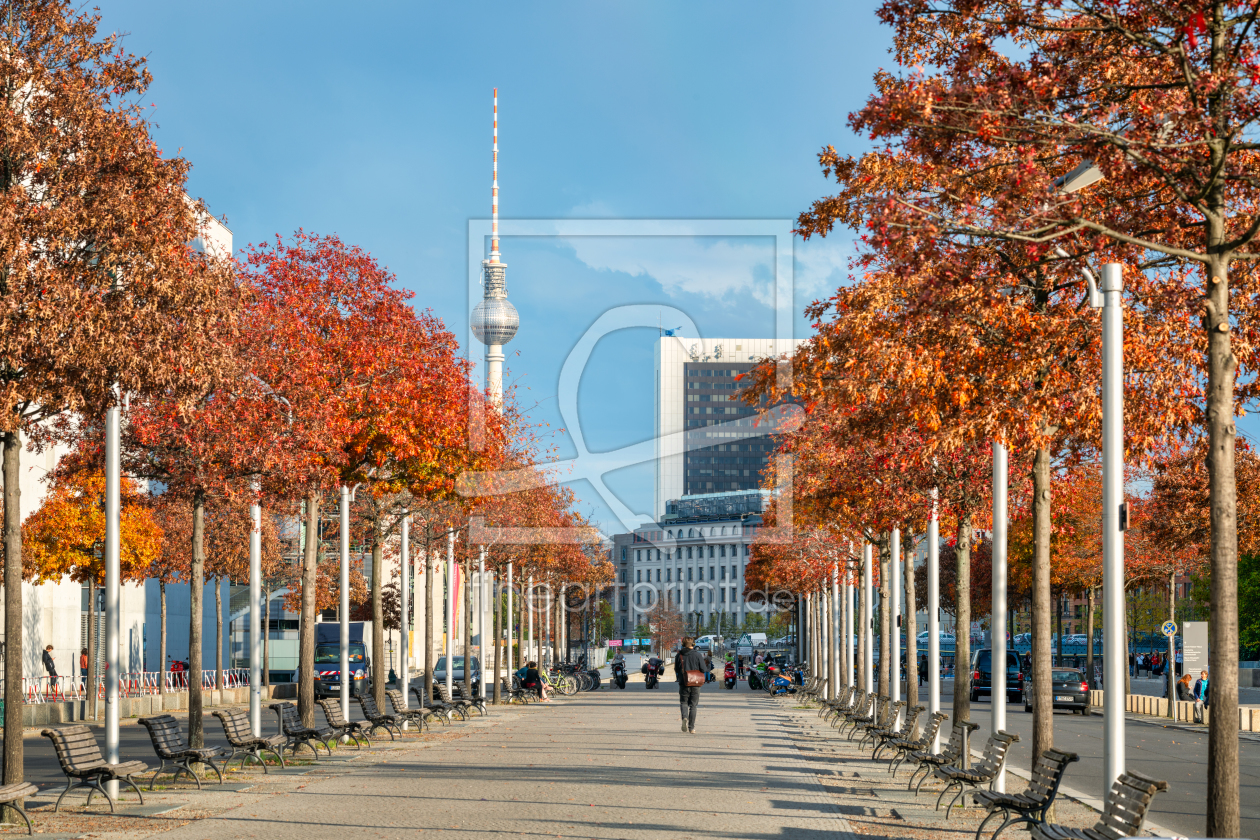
(317, 697, 370, 749)
(934, 730, 1020, 818)
(853, 697, 898, 744)
(885, 711, 948, 775)
(268, 702, 334, 757)
(908, 720, 979, 793)
(137, 714, 226, 790)
(845, 694, 885, 738)
(212, 709, 287, 772)
(973, 748, 1080, 840)
(355, 693, 402, 739)
(819, 685, 854, 720)
(40, 725, 148, 812)
(0, 782, 39, 835)
(871, 704, 923, 759)
(498, 676, 527, 705)
(434, 683, 477, 719)
(857, 700, 905, 749)
(1030, 770, 1168, 840)
(827, 689, 867, 727)
(410, 685, 456, 722)
(385, 689, 433, 732)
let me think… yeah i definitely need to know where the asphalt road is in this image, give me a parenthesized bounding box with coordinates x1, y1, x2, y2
(922, 680, 1260, 839)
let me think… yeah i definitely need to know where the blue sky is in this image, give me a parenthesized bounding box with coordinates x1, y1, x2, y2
(97, 1, 894, 533)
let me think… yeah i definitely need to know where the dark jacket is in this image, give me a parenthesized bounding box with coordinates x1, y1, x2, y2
(522, 667, 541, 688)
(42, 650, 56, 676)
(1176, 680, 1195, 702)
(674, 647, 706, 683)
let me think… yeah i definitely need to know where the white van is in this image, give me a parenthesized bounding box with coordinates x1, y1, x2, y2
(695, 635, 718, 651)
(737, 632, 768, 650)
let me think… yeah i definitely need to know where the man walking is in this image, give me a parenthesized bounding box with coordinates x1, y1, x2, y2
(674, 637, 706, 734)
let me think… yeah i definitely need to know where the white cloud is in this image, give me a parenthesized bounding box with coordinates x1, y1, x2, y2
(561, 234, 778, 306)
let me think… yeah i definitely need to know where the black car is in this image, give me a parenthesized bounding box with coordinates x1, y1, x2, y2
(1024, 667, 1090, 714)
(969, 648, 1024, 704)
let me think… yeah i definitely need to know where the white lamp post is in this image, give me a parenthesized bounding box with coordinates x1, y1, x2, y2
(249, 480, 262, 735)
(992, 443, 1009, 792)
(104, 390, 120, 798)
(863, 541, 874, 694)
(446, 530, 456, 696)
(339, 486, 351, 716)
(928, 489, 941, 751)
(400, 515, 410, 712)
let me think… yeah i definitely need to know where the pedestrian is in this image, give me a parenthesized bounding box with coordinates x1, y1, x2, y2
(42, 645, 57, 677)
(674, 636, 706, 734)
(1175, 649, 1183, 676)
(79, 648, 88, 680)
(1193, 669, 1209, 707)
(522, 660, 548, 701)
(1128, 652, 1135, 677)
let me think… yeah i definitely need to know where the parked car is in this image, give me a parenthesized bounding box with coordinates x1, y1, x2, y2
(433, 655, 481, 693)
(695, 635, 718, 651)
(1024, 667, 1090, 714)
(969, 648, 1024, 704)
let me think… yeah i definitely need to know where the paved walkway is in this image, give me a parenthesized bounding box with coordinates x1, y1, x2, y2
(121, 680, 855, 840)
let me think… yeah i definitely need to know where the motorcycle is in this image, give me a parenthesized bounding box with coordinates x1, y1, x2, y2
(611, 660, 628, 689)
(723, 662, 737, 690)
(643, 657, 664, 689)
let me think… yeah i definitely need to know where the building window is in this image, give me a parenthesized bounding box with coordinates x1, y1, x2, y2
(688, 568, 693, 581)
(656, 569, 661, 582)
(667, 530, 673, 539)
(719, 545, 726, 558)
(721, 566, 727, 580)
(684, 547, 690, 559)
(709, 565, 715, 580)
(635, 550, 640, 562)
(722, 526, 728, 535)
(686, 590, 691, 605)
(635, 591, 641, 605)
(666, 569, 672, 582)
(744, 544, 750, 556)
(708, 546, 715, 559)
(721, 588, 727, 603)
(698, 589, 705, 604)
(620, 595, 627, 609)
(619, 570, 626, 583)
(636, 570, 641, 583)
(731, 564, 736, 579)
(688, 528, 695, 538)
(621, 547, 626, 561)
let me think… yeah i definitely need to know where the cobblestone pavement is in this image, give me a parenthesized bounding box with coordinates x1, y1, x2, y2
(104, 680, 861, 840)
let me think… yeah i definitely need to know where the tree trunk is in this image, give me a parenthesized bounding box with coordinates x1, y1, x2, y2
(371, 526, 385, 708)
(297, 490, 320, 728)
(879, 538, 891, 698)
(463, 559, 472, 700)
(2, 431, 21, 785)
(159, 581, 167, 696)
(189, 487, 206, 748)
(424, 532, 434, 705)
(263, 587, 271, 688)
(214, 575, 224, 691)
(1085, 586, 1096, 696)
(1056, 591, 1064, 667)
(493, 577, 502, 704)
(1205, 239, 1240, 838)
(904, 536, 919, 709)
(954, 512, 973, 728)
(1031, 447, 1054, 765)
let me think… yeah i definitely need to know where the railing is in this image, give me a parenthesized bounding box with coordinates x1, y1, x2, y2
(21, 668, 251, 704)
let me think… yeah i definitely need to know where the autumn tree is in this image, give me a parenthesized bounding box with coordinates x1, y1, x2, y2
(833, 3, 1260, 827)
(0, 0, 239, 781)
(22, 472, 162, 716)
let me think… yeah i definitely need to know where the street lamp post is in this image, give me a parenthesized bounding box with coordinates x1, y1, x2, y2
(104, 388, 121, 799)
(400, 515, 410, 714)
(249, 480, 262, 735)
(446, 530, 456, 697)
(339, 486, 351, 718)
(992, 443, 1009, 793)
(928, 489, 941, 751)
(863, 541, 874, 694)
(1099, 262, 1126, 803)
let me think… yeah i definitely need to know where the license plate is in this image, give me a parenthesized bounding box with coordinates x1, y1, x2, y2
(1056, 695, 1073, 701)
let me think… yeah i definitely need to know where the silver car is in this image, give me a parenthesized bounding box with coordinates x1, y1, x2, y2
(432, 656, 481, 689)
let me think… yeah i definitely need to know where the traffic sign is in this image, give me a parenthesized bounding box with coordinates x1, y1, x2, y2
(1161, 620, 1177, 637)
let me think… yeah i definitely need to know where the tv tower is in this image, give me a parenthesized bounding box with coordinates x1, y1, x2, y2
(470, 88, 518, 407)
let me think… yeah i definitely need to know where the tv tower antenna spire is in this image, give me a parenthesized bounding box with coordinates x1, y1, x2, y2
(470, 88, 518, 407)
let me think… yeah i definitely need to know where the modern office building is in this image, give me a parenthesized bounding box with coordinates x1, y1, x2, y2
(654, 336, 805, 520)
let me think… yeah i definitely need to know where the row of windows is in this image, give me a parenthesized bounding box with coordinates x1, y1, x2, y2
(687, 381, 740, 390)
(635, 524, 748, 541)
(637, 564, 738, 583)
(691, 469, 753, 477)
(686, 456, 763, 465)
(634, 587, 741, 606)
(689, 406, 743, 415)
(635, 544, 747, 562)
(687, 394, 737, 402)
(689, 481, 759, 491)
(687, 368, 746, 377)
